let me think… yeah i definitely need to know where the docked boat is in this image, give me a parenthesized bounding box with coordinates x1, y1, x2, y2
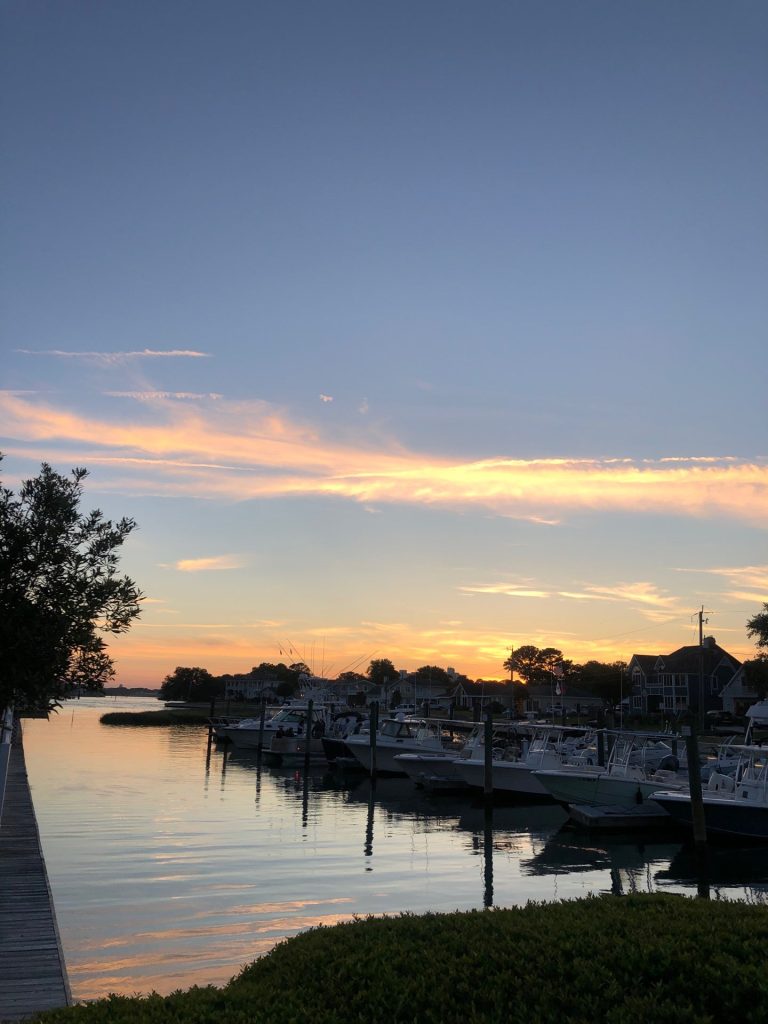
(345, 717, 469, 775)
(533, 732, 685, 813)
(652, 745, 768, 840)
(217, 702, 334, 751)
(452, 726, 597, 798)
(393, 721, 481, 789)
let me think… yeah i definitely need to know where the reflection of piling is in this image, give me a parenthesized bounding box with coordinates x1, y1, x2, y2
(369, 701, 379, 780)
(483, 801, 494, 908)
(683, 724, 709, 897)
(301, 770, 309, 829)
(364, 784, 375, 861)
(484, 712, 493, 798)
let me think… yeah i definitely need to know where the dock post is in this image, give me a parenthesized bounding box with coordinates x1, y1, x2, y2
(484, 711, 494, 798)
(683, 724, 709, 896)
(369, 701, 379, 780)
(257, 700, 267, 755)
(304, 699, 314, 776)
(597, 709, 606, 767)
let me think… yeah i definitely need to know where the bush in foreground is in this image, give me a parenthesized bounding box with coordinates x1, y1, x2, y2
(34, 895, 768, 1023)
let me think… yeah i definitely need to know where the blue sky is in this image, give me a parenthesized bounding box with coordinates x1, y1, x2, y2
(1, 1, 766, 684)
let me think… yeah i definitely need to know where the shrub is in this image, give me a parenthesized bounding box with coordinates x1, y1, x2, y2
(34, 895, 768, 1024)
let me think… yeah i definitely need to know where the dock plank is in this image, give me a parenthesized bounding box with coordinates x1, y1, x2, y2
(0, 731, 71, 1021)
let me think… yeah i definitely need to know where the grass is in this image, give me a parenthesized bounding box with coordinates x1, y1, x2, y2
(32, 894, 768, 1023)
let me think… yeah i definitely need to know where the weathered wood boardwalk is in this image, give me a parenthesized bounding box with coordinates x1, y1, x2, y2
(0, 733, 71, 1021)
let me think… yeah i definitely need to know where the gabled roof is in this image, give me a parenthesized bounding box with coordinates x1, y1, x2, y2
(629, 641, 741, 678)
(662, 643, 741, 674)
(629, 655, 658, 675)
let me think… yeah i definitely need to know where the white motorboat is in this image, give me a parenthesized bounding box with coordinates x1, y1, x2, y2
(533, 732, 685, 812)
(346, 717, 470, 774)
(218, 702, 333, 751)
(652, 745, 768, 839)
(394, 721, 482, 789)
(452, 726, 597, 798)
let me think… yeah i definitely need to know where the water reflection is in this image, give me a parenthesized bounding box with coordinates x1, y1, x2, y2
(20, 698, 768, 1004)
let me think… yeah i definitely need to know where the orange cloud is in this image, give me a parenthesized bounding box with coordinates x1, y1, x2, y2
(1, 392, 766, 524)
(170, 555, 246, 572)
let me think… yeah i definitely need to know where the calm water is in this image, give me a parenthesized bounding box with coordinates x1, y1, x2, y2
(21, 698, 768, 1001)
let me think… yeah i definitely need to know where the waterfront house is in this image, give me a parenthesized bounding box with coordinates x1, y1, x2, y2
(451, 680, 516, 712)
(521, 684, 603, 716)
(626, 637, 747, 717)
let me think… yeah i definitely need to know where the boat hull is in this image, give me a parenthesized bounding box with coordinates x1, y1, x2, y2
(534, 769, 678, 810)
(454, 758, 551, 797)
(651, 792, 768, 840)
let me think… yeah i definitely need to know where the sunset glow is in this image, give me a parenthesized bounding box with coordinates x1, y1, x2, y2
(2, 2, 765, 685)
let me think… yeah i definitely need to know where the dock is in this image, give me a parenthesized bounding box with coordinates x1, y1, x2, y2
(569, 802, 672, 830)
(0, 730, 71, 1021)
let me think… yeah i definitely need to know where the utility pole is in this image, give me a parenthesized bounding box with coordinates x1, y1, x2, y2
(697, 606, 709, 646)
(695, 606, 711, 732)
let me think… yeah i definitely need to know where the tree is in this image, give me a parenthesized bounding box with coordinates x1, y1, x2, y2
(367, 658, 397, 688)
(503, 645, 564, 685)
(743, 659, 768, 700)
(159, 666, 217, 702)
(337, 670, 367, 685)
(289, 662, 311, 678)
(747, 604, 768, 652)
(0, 459, 142, 711)
(411, 665, 452, 686)
(573, 660, 627, 704)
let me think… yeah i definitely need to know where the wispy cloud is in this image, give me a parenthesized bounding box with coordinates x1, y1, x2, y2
(459, 582, 550, 599)
(1, 392, 766, 525)
(104, 391, 223, 400)
(165, 555, 246, 572)
(16, 348, 210, 365)
(675, 564, 768, 602)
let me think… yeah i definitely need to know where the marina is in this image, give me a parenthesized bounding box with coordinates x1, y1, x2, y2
(12, 697, 768, 1004)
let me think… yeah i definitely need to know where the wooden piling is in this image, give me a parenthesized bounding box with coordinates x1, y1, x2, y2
(257, 700, 267, 753)
(304, 699, 314, 776)
(484, 712, 493, 797)
(369, 701, 379, 780)
(683, 725, 708, 847)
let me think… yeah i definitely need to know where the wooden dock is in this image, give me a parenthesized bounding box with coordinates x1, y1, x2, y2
(0, 732, 71, 1021)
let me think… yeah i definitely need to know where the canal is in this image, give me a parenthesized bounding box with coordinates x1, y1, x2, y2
(21, 697, 768, 1002)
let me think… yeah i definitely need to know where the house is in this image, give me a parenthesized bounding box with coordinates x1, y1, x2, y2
(626, 636, 747, 717)
(222, 669, 281, 702)
(521, 684, 603, 715)
(451, 680, 516, 712)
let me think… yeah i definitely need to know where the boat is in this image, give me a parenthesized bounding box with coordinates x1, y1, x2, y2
(533, 732, 685, 813)
(345, 717, 470, 775)
(452, 726, 597, 799)
(393, 721, 481, 790)
(652, 745, 768, 840)
(217, 702, 334, 751)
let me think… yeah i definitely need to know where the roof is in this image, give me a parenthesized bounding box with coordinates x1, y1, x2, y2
(455, 681, 514, 696)
(662, 643, 741, 674)
(629, 655, 658, 675)
(629, 642, 741, 677)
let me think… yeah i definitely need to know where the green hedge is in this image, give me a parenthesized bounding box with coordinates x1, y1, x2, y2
(33, 895, 768, 1023)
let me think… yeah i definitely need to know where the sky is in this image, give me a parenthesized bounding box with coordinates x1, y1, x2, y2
(1, 1, 766, 686)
